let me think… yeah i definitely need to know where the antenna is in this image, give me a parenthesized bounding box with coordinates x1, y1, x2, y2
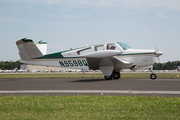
(83, 42, 88, 47)
(38, 40, 42, 43)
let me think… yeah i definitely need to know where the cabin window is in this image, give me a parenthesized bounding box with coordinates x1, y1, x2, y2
(94, 45, 104, 51)
(77, 47, 92, 55)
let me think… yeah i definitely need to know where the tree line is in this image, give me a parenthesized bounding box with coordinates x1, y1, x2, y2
(0, 60, 180, 70)
(0, 61, 21, 70)
(153, 61, 180, 70)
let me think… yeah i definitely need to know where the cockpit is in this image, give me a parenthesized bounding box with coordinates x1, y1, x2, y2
(77, 42, 131, 55)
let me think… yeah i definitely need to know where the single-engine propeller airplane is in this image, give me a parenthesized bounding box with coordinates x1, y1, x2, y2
(16, 38, 163, 80)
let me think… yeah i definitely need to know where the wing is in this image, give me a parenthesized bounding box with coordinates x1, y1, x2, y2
(86, 56, 132, 70)
(109, 56, 132, 69)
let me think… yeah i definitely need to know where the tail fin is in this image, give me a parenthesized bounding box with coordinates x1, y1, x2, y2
(36, 41, 47, 55)
(16, 38, 43, 60)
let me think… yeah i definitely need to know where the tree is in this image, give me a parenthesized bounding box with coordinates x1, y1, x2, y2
(153, 61, 180, 70)
(0, 61, 21, 70)
(0, 61, 5, 70)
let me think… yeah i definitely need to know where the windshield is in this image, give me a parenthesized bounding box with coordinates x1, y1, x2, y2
(117, 42, 132, 50)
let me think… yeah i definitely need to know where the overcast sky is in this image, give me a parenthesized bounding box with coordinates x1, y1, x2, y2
(0, 0, 180, 63)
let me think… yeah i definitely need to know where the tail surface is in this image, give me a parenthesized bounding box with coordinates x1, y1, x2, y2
(36, 41, 47, 55)
(16, 38, 44, 60)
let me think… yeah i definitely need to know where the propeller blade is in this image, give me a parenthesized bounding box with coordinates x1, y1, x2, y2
(158, 63, 163, 69)
(155, 46, 163, 70)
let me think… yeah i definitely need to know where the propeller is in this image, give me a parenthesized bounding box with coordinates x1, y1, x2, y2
(155, 46, 163, 69)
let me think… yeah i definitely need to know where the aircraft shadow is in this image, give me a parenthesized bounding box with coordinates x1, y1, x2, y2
(71, 78, 108, 82)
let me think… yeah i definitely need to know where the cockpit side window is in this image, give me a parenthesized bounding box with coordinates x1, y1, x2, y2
(77, 47, 92, 55)
(106, 44, 121, 50)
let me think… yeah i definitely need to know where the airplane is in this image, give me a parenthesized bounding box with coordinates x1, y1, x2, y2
(16, 38, 163, 80)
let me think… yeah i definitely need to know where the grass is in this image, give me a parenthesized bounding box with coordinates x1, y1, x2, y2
(0, 95, 180, 120)
(0, 72, 180, 79)
(0, 73, 103, 79)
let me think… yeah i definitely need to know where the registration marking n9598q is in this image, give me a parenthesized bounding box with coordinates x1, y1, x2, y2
(59, 60, 88, 67)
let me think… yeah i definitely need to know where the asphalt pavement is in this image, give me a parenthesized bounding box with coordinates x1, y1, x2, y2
(0, 78, 180, 96)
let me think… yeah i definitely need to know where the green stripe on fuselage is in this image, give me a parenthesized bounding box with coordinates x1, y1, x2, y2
(39, 42, 47, 44)
(35, 52, 64, 59)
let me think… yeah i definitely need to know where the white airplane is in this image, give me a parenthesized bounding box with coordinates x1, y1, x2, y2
(16, 38, 163, 80)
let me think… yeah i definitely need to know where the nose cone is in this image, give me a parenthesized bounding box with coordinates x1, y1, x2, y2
(155, 51, 163, 57)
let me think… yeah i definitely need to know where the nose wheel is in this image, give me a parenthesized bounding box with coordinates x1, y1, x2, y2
(150, 73, 157, 80)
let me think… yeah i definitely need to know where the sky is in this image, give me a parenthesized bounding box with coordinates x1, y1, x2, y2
(0, 0, 180, 63)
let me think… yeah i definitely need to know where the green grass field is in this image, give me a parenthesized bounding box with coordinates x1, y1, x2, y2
(0, 95, 180, 120)
(0, 72, 180, 79)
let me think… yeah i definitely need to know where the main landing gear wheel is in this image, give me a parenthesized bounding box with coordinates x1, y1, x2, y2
(104, 75, 113, 80)
(150, 73, 157, 80)
(113, 72, 121, 79)
(104, 72, 121, 80)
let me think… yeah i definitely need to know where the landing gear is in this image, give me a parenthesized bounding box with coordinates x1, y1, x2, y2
(113, 72, 121, 79)
(150, 73, 157, 80)
(104, 71, 121, 80)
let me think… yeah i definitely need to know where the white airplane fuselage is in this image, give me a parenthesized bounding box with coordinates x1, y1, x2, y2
(16, 39, 163, 80)
(20, 45, 156, 70)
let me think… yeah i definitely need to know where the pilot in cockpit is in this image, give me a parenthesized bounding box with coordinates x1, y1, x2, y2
(107, 45, 111, 50)
(111, 46, 116, 50)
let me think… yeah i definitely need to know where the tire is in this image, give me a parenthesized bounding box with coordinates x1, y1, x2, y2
(113, 72, 121, 79)
(150, 73, 157, 80)
(104, 75, 113, 80)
